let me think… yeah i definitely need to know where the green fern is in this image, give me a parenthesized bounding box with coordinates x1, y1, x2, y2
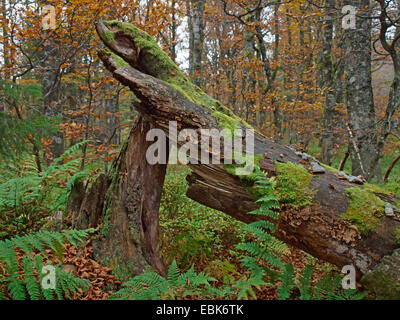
(0, 229, 93, 300)
(312, 272, 366, 300)
(0, 142, 94, 239)
(297, 265, 313, 300)
(55, 266, 90, 300)
(234, 165, 283, 298)
(235, 275, 265, 300)
(167, 260, 180, 286)
(277, 263, 295, 300)
(236, 165, 366, 300)
(0, 141, 90, 210)
(109, 260, 218, 300)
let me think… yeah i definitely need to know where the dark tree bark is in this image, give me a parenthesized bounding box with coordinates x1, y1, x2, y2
(384, 155, 400, 182)
(186, 0, 194, 76)
(339, 146, 350, 171)
(170, 0, 177, 61)
(72, 117, 168, 277)
(1, 0, 9, 80)
(71, 20, 400, 297)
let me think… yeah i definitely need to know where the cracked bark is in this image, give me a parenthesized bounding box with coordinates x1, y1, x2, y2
(72, 117, 168, 277)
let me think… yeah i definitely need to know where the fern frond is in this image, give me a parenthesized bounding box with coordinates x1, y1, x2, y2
(277, 263, 295, 300)
(298, 265, 313, 300)
(8, 275, 26, 300)
(22, 257, 41, 300)
(167, 260, 180, 285)
(0, 229, 92, 300)
(52, 140, 90, 165)
(235, 275, 266, 300)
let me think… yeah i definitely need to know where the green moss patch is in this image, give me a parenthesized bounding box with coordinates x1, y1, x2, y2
(275, 162, 314, 208)
(361, 270, 400, 300)
(343, 187, 385, 234)
(210, 110, 241, 135)
(112, 53, 130, 68)
(99, 49, 130, 68)
(105, 20, 180, 80)
(102, 30, 115, 45)
(361, 249, 400, 299)
(226, 159, 315, 205)
(363, 183, 391, 195)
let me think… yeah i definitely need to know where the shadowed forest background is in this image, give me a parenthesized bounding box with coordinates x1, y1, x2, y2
(0, 0, 400, 300)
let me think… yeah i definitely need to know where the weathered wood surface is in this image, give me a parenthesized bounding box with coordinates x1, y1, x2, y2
(72, 117, 168, 277)
(85, 20, 400, 295)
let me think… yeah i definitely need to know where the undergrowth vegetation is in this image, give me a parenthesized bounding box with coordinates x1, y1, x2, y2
(114, 165, 366, 300)
(0, 140, 396, 300)
(159, 165, 244, 268)
(0, 142, 101, 240)
(0, 229, 93, 300)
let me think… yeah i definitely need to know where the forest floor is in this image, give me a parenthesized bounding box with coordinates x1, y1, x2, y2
(1, 142, 397, 300)
(14, 164, 336, 300)
(48, 233, 332, 300)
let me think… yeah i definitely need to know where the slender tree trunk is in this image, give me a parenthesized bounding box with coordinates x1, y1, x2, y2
(170, 0, 177, 61)
(1, 0, 9, 79)
(190, 0, 205, 87)
(186, 0, 194, 76)
(384, 155, 400, 182)
(321, 0, 336, 165)
(339, 146, 350, 171)
(41, 0, 64, 159)
(243, 13, 257, 125)
(368, 0, 400, 182)
(0, 0, 7, 113)
(97, 84, 120, 146)
(343, 0, 380, 181)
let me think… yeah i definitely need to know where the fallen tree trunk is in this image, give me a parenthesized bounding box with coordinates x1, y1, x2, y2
(73, 20, 400, 298)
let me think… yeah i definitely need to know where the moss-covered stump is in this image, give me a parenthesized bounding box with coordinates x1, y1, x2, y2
(361, 249, 400, 299)
(93, 20, 400, 296)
